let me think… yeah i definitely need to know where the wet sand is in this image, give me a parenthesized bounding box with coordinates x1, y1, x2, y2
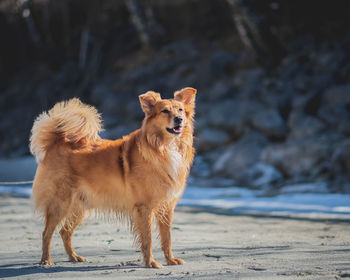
(0, 196, 349, 279)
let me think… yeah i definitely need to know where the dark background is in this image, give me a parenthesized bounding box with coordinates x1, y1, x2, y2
(1, 0, 350, 193)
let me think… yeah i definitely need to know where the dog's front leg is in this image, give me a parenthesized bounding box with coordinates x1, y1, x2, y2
(133, 204, 162, 268)
(157, 203, 184, 265)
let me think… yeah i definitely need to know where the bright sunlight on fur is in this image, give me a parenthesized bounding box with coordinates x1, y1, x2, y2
(29, 87, 197, 268)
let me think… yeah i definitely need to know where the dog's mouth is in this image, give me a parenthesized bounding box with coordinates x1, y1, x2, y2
(166, 125, 182, 135)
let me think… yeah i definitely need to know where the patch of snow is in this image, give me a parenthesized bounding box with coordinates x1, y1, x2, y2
(280, 181, 329, 194)
(1, 183, 349, 220)
(179, 186, 350, 220)
(0, 185, 32, 197)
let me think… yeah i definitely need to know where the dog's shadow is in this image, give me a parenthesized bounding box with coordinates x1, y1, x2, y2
(0, 262, 143, 278)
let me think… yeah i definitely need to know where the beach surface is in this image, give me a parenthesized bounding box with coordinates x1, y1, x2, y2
(0, 196, 349, 280)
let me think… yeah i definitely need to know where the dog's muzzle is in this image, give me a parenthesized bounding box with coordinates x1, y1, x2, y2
(166, 116, 183, 135)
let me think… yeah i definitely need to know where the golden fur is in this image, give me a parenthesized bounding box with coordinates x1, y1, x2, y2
(30, 87, 197, 268)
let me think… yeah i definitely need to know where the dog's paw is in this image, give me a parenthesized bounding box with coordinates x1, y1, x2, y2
(146, 260, 163, 269)
(70, 255, 87, 262)
(41, 258, 54, 266)
(167, 258, 184, 265)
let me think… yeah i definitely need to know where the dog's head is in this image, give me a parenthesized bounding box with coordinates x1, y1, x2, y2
(139, 87, 196, 140)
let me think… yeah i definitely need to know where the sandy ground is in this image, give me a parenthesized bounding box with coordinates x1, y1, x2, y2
(0, 197, 350, 280)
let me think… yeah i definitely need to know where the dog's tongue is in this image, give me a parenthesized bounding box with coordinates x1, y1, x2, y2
(174, 126, 182, 133)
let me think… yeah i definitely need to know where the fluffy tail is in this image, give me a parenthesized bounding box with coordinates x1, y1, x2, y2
(30, 98, 102, 163)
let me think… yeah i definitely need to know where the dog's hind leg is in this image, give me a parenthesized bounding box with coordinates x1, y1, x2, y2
(59, 205, 86, 262)
(41, 202, 70, 265)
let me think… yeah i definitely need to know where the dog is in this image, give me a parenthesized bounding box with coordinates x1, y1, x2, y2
(29, 87, 196, 268)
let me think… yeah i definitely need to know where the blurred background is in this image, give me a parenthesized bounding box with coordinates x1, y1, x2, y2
(1, 0, 350, 203)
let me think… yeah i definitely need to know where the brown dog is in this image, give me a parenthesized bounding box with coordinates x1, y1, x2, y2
(29, 87, 196, 268)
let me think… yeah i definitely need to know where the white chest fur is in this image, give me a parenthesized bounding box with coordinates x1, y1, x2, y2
(166, 144, 183, 180)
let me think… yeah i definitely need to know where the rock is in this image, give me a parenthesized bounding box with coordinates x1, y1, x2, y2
(287, 111, 325, 140)
(232, 68, 264, 89)
(257, 85, 293, 119)
(279, 54, 301, 79)
(318, 84, 350, 135)
(90, 84, 117, 106)
(330, 139, 350, 178)
(232, 68, 264, 97)
(309, 73, 333, 92)
(294, 74, 309, 92)
(160, 40, 199, 60)
(206, 81, 232, 102)
(331, 176, 350, 193)
(188, 176, 235, 188)
(241, 162, 283, 188)
(261, 139, 332, 179)
(291, 91, 323, 115)
(200, 144, 230, 168)
(190, 155, 212, 178)
(249, 108, 287, 139)
(102, 122, 140, 140)
(339, 182, 350, 193)
(196, 127, 231, 153)
(213, 132, 268, 184)
(207, 99, 262, 137)
(313, 49, 346, 77)
(124, 99, 145, 120)
(210, 51, 237, 78)
(90, 84, 124, 120)
(280, 181, 329, 194)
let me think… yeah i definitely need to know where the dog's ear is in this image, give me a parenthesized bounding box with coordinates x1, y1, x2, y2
(139, 91, 161, 115)
(174, 87, 197, 111)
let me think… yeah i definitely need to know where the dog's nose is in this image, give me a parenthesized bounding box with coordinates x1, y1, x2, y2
(174, 116, 183, 125)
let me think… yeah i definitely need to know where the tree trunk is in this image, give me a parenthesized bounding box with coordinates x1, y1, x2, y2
(124, 0, 164, 50)
(227, 0, 286, 68)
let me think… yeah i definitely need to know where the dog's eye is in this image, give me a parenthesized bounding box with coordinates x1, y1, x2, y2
(161, 109, 170, 114)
